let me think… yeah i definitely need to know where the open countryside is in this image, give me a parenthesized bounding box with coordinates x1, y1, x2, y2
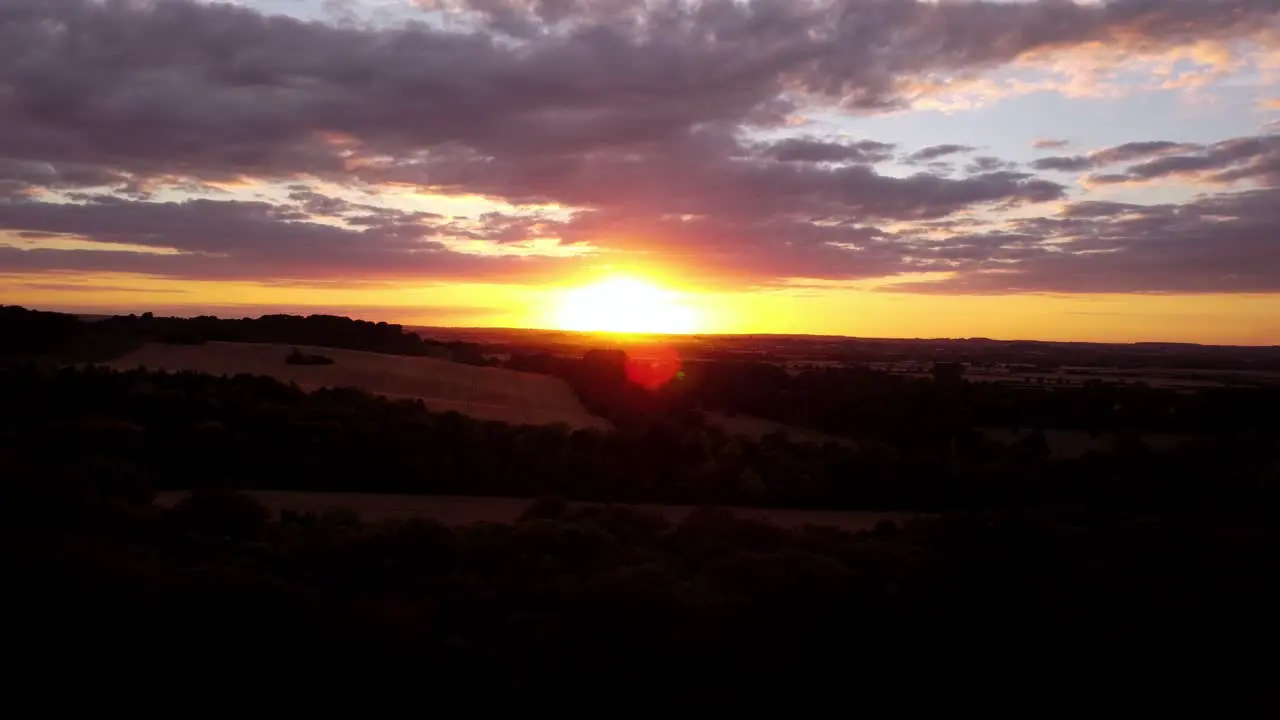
(105, 341, 609, 430)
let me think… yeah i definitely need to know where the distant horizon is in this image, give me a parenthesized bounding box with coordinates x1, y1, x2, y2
(18, 305, 1275, 350)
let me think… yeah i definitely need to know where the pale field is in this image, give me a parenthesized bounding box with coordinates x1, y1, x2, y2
(105, 341, 610, 430)
(154, 490, 915, 532)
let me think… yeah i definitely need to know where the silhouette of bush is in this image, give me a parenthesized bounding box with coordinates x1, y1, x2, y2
(519, 496, 569, 521)
(160, 330, 205, 345)
(286, 348, 335, 365)
(170, 488, 270, 539)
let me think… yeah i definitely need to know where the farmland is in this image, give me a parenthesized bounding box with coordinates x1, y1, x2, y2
(104, 341, 609, 430)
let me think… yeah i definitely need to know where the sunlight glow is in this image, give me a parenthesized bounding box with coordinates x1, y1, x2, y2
(555, 277, 699, 334)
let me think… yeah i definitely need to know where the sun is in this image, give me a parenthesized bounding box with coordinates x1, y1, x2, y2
(555, 277, 699, 334)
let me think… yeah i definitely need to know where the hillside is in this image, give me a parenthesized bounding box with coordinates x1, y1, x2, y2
(105, 341, 609, 430)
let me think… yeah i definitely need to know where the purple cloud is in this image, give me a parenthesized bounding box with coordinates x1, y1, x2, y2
(1032, 141, 1204, 173)
(2, 0, 1280, 296)
(1088, 135, 1280, 186)
(759, 138, 896, 164)
(890, 188, 1280, 294)
(0, 196, 572, 283)
(907, 145, 976, 163)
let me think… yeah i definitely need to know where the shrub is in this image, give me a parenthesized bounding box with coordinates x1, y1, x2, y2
(170, 488, 270, 539)
(286, 348, 335, 366)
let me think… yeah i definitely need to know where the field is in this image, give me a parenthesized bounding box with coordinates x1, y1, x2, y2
(154, 490, 914, 532)
(105, 341, 610, 430)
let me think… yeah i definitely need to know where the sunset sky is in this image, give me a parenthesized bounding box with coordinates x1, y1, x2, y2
(3, 0, 1280, 343)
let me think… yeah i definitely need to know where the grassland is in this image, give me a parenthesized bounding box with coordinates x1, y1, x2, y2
(105, 341, 610, 429)
(154, 490, 914, 531)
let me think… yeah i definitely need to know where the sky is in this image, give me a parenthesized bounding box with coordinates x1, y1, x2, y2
(2, 0, 1280, 344)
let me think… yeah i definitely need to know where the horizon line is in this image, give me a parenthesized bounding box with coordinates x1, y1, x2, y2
(21, 306, 1279, 350)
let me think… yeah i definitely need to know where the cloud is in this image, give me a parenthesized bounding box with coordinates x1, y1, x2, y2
(3, 0, 1277, 187)
(1092, 141, 1205, 166)
(1033, 139, 1070, 150)
(1031, 141, 1204, 172)
(907, 145, 976, 163)
(966, 157, 1020, 174)
(0, 196, 573, 283)
(1085, 134, 1280, 186)
(401, 126, 1064, 220)
(759, 137, 895, 164)
(1031, 155, 1096, 172)
(887, 188, 1280, 294)
(4, 281, 185, 294)
(2, 0, 1280, 294)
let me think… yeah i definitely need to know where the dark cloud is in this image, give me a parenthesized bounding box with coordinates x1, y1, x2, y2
(386, 125, 1064, 225)
(1091, 141, 1202, 166)
(1031, 141, 1204, 173)
(1088, 135, 1280, 186)
(286, 189, 355, 217)
(759, 137, 895, 164)
(2, 0, 1280, 293)
(2, 0, 1275, 186)
(1031, 155, 1095, 172)
(0, 159, 132, 200)
(907, 145, 975, 163)
(0, 151, 1064, 286)
(889, 188, 1280, 294)
(966, 156, 1019, 174)
(548, 211, 915, 285)
(0, 196, 571, 282)
(455, 212, 562, 244)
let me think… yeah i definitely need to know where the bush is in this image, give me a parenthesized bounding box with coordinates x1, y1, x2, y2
(170, 489, 270, 539)
(286, 348, 335, 366)
(160, 330, 205, 345)
(520, 496, 570, 521)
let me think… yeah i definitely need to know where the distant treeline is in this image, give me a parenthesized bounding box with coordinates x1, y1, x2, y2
(508, 350, 1280, 439)
(700, 338, 1280, 372)
(2, 365, 1274, 515)
(0, 306, 489, 364)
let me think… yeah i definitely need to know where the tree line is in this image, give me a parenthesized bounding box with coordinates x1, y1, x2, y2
(0, 305, 490, 365)
(2, 364, 1274, 515)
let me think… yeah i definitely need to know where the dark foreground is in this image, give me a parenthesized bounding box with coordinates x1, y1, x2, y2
(6, 488, 1274, 690)
(154, 490, 916, 531)
(3, 320, 1277, 689)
